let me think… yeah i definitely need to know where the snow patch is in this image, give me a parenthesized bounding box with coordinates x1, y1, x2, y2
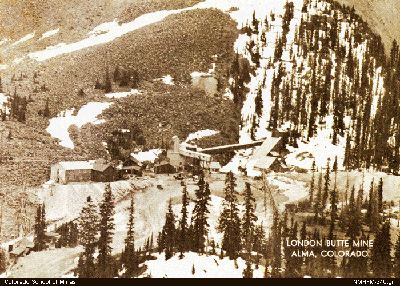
(156, 75, 174, 85)
(131, 149, 163, 163)
(27, 0, 245, 61)
(13, 32, 35, 45)
(185, 129, 220, 143)
(46, 102, 111, 148)
(105, 89, 141, 98)
(40, 29, 59, 40)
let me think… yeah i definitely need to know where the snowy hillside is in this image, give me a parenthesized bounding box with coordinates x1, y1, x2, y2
(217, 0, 396, 174)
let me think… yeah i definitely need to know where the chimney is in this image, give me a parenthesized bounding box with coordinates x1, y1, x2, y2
(172, 136, 180, 153)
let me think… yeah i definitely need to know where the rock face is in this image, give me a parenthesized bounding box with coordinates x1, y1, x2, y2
(337, 0, 400, 55)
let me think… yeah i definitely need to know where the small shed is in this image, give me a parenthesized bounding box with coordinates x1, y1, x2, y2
(120, 165, 142, 176)
(154, 161, 176, 174)
(92, 159, 116, 182)
(44, 232, 61, 249)
(123, 157, 143, 168)
(9, 238, 34, 259)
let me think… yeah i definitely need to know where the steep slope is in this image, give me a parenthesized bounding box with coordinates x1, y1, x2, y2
(222, 0, 399, 174)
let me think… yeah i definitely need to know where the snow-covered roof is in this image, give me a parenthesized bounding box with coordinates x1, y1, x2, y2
(253, 156, 279, 170)
(57, 161, 94, 170)
(252, 137, 281, 158)
(92, 162, 112, 172)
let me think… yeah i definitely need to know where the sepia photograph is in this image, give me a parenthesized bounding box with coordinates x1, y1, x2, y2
(0, 0, 399, 280)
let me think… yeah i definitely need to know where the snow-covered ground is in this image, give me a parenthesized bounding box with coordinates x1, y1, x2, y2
(286, 116, 347, 170)
(185, 129, 220, 143)
(140, 252, 265, 278)
(155, 75, 174, 85)
(105, 89, 141, 98)
(46, 102, 111, 148)
(40, 29, 59, 40)
(131, 149, 163, 163)
(13, 32, 35, 46)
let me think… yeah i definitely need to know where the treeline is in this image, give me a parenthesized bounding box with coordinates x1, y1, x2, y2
(95, 65, 140, 93)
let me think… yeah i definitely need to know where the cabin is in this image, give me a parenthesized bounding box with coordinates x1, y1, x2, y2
(154, 161, 176, 174)
(50, 159, 116, 184)
(8, 238, 34, 260)
(44, 232, 61, 249)
(92, 159, 116, 182)
(120, 165, 142, 176)
(50, 161, 93, 184)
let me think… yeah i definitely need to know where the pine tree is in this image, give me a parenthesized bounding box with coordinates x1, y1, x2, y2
(179, 185, 189, 258)
(330, 156, 338, 231)
(322, 159, 331, 210)
(344, 133, 352, 170)
(314, 172, 323, 222)
(377, 178, 383, 213)
(68, 222, 79, 247)
(34, 204, 46, 251)
(163, 199, 176, 260)
(242, 182, 257, 259)
(218, 172, 242, 260)
(77, 196, 99, 278)
(97, 184, 116, 278)
(123, 196, 138, 277)
(346, 186, 360, 239)
(192, 172, 211, 253)
(242, 259, 253, 278)
(43, 98, 50, 118)
(394, 234, 400, 277)
(284, 222, 301, 277)
(113, 65, 120, 82)
(104, 68, 112, 93)
(254, 88, 263, 117)
(370, 222, 392, 277)
(366, 180, 375, 225)
(270, 215, 282, 277)
(309, 160, 316, 206)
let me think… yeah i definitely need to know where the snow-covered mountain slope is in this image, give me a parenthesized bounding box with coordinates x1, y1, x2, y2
(219, 0, 399, 173)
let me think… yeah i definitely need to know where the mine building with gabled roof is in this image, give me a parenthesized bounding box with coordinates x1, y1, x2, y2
(50, 158, 116, 184)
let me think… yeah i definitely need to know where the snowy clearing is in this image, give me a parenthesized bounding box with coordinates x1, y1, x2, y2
(46, 102, 111, 148)
(140, 252, 265, 278)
